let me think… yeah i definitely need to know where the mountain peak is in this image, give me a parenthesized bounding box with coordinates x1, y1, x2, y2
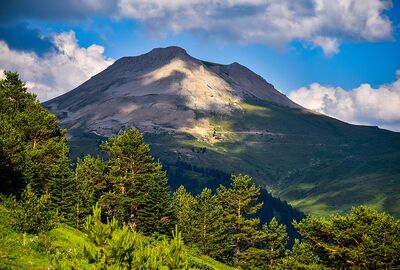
(148, 46, 188, 57)
(150, 46, 187, 54)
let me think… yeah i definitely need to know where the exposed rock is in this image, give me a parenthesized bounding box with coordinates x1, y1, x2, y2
(44, 46, 300, 140)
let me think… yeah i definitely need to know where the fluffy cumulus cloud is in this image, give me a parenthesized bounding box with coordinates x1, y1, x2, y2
(288, 73, 400, 131)
(116, 0, 394, 55)
(0, 0, 394, 55)
(0, 31, 114, 101)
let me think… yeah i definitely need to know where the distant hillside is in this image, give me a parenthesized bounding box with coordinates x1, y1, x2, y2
(45, 46, 400, 217)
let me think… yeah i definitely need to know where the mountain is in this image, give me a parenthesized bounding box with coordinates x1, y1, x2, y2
(44, 46, 400, 217)
(44, 46, 298, 138)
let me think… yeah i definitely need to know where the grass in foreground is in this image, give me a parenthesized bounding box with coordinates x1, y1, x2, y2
(0, 205, 235, 270)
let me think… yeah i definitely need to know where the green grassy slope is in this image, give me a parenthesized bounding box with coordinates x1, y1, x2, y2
(147, 99, 400, 217)
(67, 99, 400, 217)
(0, 205, 235, 270)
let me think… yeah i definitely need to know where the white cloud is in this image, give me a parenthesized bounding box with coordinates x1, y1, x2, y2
(311, 37, 339, 56)
(0, 31, 114, 101)
(289, 72, 400, 131)
(1, 0, 394, 55)
(115, 0, 393, 55)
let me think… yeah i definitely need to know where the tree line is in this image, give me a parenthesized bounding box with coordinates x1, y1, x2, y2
(1, 71, 399, 269)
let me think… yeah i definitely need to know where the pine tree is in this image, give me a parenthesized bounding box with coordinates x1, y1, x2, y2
(192, 188, 230, 260)
(17, 102, 68, 191)
(74, 155, 105, 228)
(260, 217, 288, 267)
(136, 162, 173, 235)
(278, 239, 328, 269)
(241, 217, 288, 269)
(47, 157, 76, 226)
(0, 116, 26, 194)
(0, 71, 35, 193)
(53, 204, 193, 269)
(216, 174, 263, 265)
(100, 129, 173, 234)
(293, 206, 400, 269)
(0, 71, 69, 195)
(14, 184, 59, 234)
(172, 186, 196, 242)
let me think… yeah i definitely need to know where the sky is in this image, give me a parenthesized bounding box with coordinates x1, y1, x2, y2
(0, 0, 399, 131)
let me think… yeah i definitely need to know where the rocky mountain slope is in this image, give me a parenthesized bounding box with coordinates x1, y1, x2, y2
(45, 46, 298, 140)
(44, 46, 400, 217)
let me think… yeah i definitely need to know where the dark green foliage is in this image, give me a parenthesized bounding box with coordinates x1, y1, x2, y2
(191, 188, 230, 259)
(173, 175, 292, 267)
(0, 115, 25, 194)
(240, 218, 288, 269)
(172, 185, 197, 242)
(294, 206, 400, 269)
(278, 240, 328, 269)
(135, 162, 173, 234)
(74, 155, 106, 228)
(0, 71, 36, 115)
(259, 218, 288, 266)
(13, 184, 59, 234)
(173, 187, 230, 260)
(217, 174, 263, 265)
(164, 160, 304, 245)
(0, 71, 69, 195)
(47, 158, 76, 226)
(99, 129, 173, 234)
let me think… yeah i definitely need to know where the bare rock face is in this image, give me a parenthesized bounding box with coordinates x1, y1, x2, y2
(44, 46, 299, 139)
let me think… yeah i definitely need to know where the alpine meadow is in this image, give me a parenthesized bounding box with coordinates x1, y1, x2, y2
(1, 1, 400, 269)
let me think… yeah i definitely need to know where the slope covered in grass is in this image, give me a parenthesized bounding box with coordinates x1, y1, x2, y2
(144, 99, 400, 217)
(0, 205, 235, 270)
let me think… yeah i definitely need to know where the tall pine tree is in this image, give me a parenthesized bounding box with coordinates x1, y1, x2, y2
(216, 174, 263, 265)
(0, 71, 70, 195)
(74, 155, 106, 228)
(192, 188, 230, 261)
(47, 156, 76, 226)
(100, 129, 172, 234)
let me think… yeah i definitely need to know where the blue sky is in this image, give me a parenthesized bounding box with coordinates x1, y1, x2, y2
(0, 0, 399, 130)
(25, 11, 400, 92)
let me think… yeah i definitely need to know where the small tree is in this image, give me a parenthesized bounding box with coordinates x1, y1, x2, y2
(53, 204, 192, 269)
(15, 184, 59, 234)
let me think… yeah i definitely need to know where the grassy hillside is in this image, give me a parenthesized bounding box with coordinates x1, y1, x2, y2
(66, 99, 400, 217)
(147, 99, 400, 217)
(0, 205, 236, 270)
